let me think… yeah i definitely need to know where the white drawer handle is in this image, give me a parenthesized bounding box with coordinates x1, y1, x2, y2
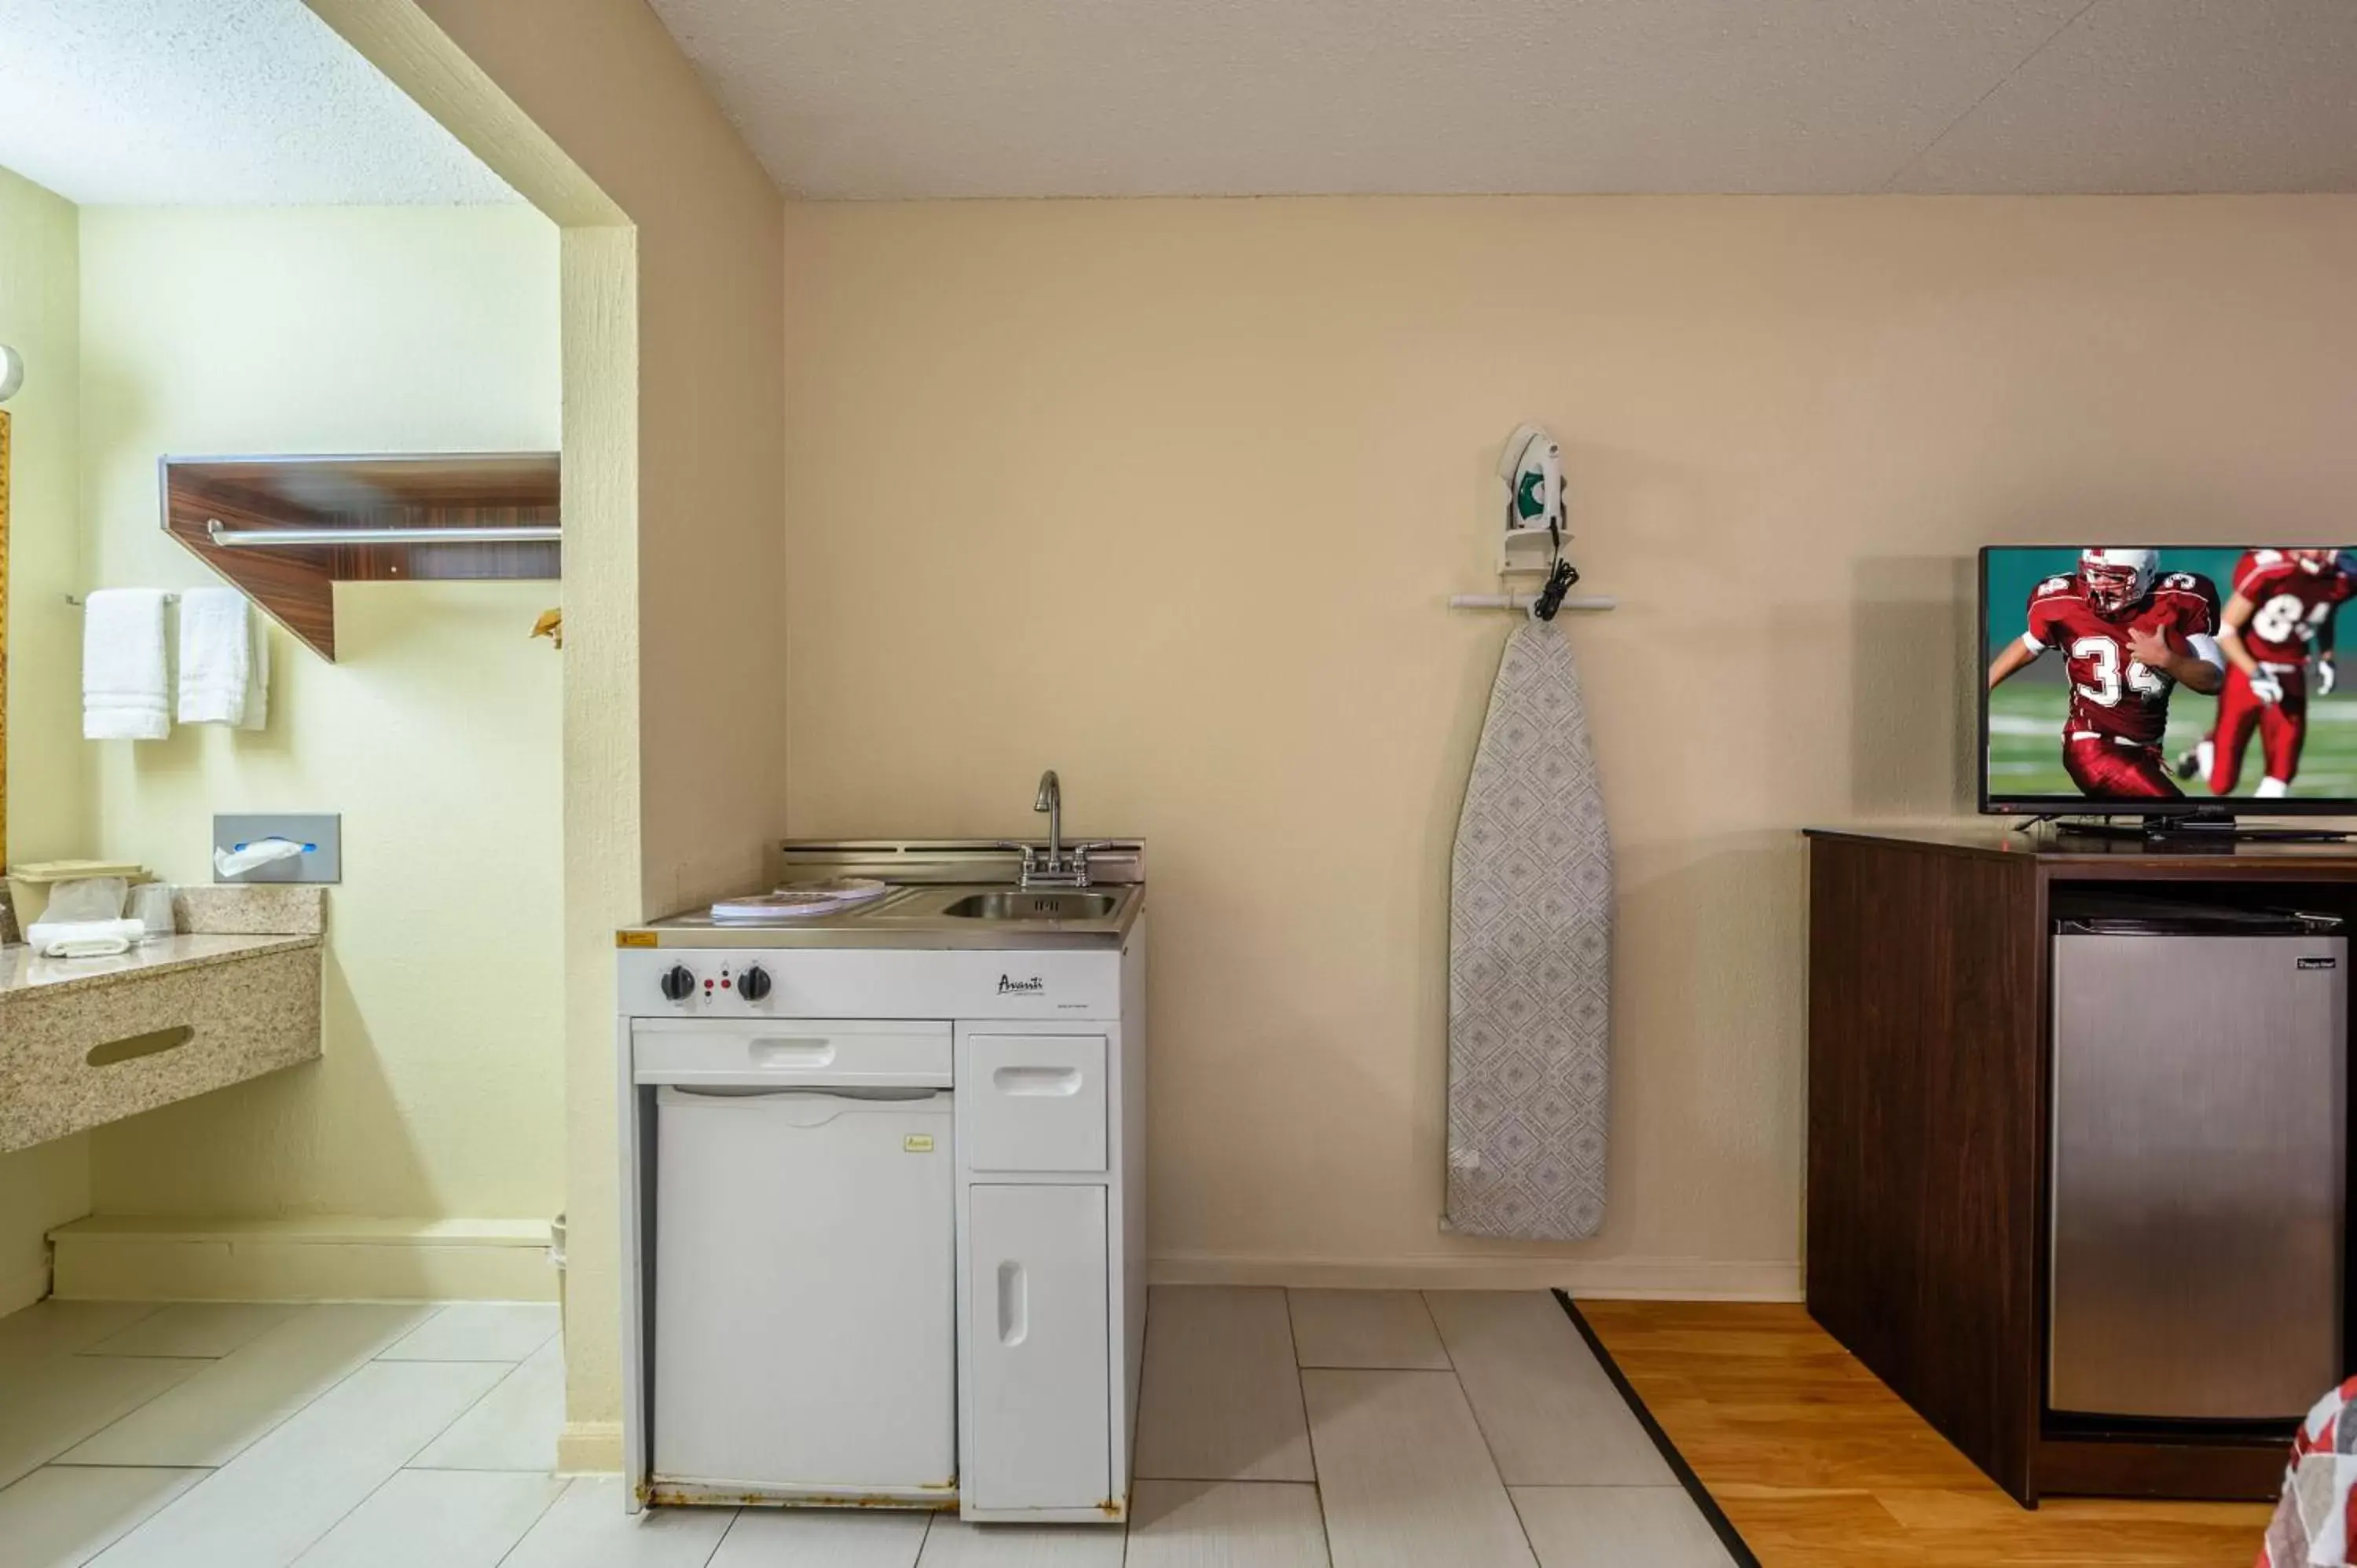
(750, 1039, 836, 1068)
(992, 1065, 1082, 1097)
(996, 1261, 1028, 1346)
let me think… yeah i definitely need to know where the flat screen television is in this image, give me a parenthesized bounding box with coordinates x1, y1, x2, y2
(1981, 545, 2357, 819)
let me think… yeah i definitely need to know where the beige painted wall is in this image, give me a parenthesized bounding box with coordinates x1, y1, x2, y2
(309, 0, 789, 1457)
(783, 196, 2357, 1295)
(0, 163, 91, 1313)
(77, 206, 564, 1225)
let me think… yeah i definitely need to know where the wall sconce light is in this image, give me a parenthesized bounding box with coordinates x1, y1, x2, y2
(0, 345, 21, 404)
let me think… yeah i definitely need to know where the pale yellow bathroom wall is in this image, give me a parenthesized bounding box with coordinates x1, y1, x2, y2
(0, 166, 87, 863)
(75, 206, 565, 1227)
(299, 0, 786, 1464)
(783, 196, 2357, 1297)
(0, 163, 91, 1313)
(387, 0, 790, 918)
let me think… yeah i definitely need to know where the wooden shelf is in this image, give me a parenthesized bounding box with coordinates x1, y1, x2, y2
(161, 452, 560, 661)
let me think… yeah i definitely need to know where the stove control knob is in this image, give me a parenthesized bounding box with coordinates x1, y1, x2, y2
(738, 965, 772, 1002)
(658, 965, 696, 1003)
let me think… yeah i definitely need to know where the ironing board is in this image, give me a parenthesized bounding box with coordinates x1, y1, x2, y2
(1445, 617, 1613, 1240)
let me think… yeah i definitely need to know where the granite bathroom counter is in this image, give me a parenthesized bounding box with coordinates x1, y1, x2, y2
(0, 887, 326, 1154)
(0, 932, 320, 999)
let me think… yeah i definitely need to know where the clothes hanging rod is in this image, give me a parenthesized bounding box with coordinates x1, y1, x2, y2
(65, 592, 180, 606)
(1449, 593, 1617, 611)
(204, 519, 563, 549)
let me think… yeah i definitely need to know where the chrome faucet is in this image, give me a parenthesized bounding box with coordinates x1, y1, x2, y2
(1019, 770, 1093, 888)
(1034, 770, 1063, 865)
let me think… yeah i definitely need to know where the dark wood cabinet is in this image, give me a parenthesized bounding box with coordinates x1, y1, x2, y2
(1805, 826, 2357, 1504)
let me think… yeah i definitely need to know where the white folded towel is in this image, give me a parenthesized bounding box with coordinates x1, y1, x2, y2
(178, 587, 267, 729)
(240, 613, 269, 731)
(82, 589, 172, 741)
(25, 918, 145, 958)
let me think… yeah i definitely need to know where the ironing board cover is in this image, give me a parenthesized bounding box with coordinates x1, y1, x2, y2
(1446, 617, 1613, 1240)
(2263, 1377, 2357, 1567)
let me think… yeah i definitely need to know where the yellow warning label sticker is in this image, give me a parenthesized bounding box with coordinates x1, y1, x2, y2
(618, 932, 657, 948)
(904, 1134, 936, 1153)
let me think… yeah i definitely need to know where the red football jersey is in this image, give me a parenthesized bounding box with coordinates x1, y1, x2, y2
(2229, 550, 2356, 664)
(2022, 570, 2220, 745)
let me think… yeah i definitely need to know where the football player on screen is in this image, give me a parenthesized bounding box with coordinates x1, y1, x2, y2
(2174, 548, 2357, 798)
(1986, 548, 2225, 799)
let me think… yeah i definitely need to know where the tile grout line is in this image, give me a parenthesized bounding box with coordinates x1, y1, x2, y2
(707, 1495, 761, 1566)
(62, 1305, 444, 1475)
(1135, 1475, 1327, 1486)
(0, 1462, 214, 1568)
(490, 1474, 580, 1568)
(57, 1303, 171, 1361)
(9, 1299, 200, 1476)
(1549, 1291, 1758, 1568)
(1280, 1288, 1343, 1566)
(76, 1311, 487, 1565)
(221, 1318, 519, 1566)
(16, 1357, 215, 1482)
(399, 1346, 548, 1471)
(690, 1504, 737, 1568)
(284, 1455, 412, 1565)
(1420, 1291, 1542, 1568)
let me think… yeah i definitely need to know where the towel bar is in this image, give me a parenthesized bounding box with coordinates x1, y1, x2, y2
(206, 520, 562, 548)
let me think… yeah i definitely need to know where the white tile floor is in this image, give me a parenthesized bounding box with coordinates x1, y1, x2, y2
(0, 1288, 1735, 1568)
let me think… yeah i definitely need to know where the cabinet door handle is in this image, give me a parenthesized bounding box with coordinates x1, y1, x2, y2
(992, 1065, 1082, 1097)
(995, 1260, 1028, 1347)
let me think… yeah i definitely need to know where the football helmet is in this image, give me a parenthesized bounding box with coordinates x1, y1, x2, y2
(2079, 548, 2158, 617)
(2292, 547, 2340, 576)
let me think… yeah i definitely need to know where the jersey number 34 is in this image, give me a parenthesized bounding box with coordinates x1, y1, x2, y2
(2069, 636, 2164, 706)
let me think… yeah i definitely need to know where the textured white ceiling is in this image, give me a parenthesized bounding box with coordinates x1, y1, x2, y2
(1901, 0, 2357, 192)
(643, 0, 2357, 199)
(0, 0, 517, 206)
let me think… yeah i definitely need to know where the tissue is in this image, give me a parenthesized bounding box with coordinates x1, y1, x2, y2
(214, 837, 307, 880)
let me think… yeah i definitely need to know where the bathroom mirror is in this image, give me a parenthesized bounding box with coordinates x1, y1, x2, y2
(1, 407, 11, 866)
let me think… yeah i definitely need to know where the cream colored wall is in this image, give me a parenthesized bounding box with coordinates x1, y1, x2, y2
(306, 0, 787, 1461)
(0, 163, 91, 1313)
(76, 206, 565, 1225)
(783, 196, 2357, 1295)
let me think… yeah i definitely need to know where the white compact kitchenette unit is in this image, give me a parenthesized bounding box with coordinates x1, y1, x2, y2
(615, 815, 1146, 1525)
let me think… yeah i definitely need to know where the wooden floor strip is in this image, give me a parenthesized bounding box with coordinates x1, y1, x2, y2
(1578, 1301, 2279, 1568)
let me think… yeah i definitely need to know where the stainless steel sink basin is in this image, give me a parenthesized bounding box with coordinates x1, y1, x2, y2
(943, 890, 1121, 921)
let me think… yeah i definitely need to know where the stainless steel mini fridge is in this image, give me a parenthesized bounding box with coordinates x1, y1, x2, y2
(2051, 900, 2346, 1421)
